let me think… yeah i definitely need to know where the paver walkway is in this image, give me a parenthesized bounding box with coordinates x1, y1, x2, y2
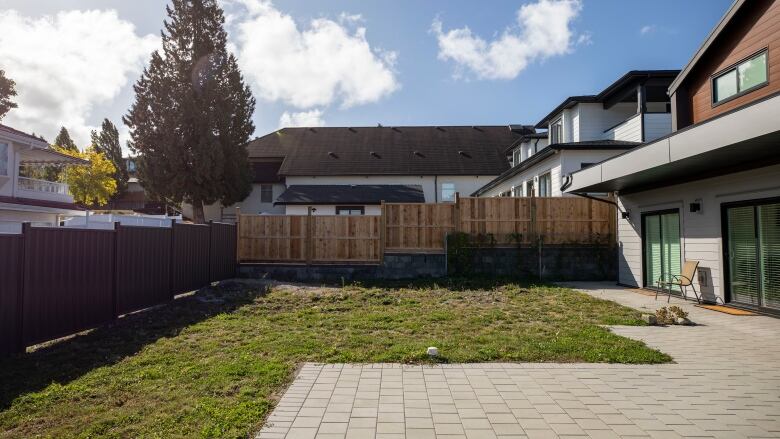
(256, 282, 780, 439)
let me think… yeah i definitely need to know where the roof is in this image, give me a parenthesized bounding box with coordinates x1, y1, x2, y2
(668, 0, 746, 95)
(536, 70, 681, 128)
(0, 123, 49, 148)
(472, 140, 639, 196)
(275, 185, 426, 205)
(246, 126, 523, 176)
(503, 132, 548, 153)
(0, 195, 85, 212)
(252, 161, 283, 183)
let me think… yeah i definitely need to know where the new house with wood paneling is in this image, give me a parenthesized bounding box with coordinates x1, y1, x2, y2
(473, 70, 679, 198)
(189, 125, 530, 220)
(565, 0, 780, 313)
(0, 123, 86, 233)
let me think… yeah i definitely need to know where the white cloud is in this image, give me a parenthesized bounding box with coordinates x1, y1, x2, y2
(432, 0, 584, 80)
(227, 0, 399, 109)
(640, 25, 656, 35)
(279, 109, 325, 128)
(0, 9, 158, 147)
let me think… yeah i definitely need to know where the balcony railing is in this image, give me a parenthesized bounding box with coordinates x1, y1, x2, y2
(17, 176, 69, 195)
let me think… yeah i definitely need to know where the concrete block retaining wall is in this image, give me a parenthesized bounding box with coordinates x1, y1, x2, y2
(239, 245, 616, 282)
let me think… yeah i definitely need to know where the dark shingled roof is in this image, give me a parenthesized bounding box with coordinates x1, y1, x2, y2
(275, 185, 425, 205)
(252, 161, 283, 183)
(246, 126, 522, 176)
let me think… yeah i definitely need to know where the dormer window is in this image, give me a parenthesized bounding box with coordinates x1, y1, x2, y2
(712, 49, 768, 105)
(550, 118, 563, 144)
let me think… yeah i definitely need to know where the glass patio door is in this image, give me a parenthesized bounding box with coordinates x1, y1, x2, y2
(643, 211, 681, 291)
(726, 201, 780, 311)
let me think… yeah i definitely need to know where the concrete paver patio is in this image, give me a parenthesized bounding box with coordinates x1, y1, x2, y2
(256, 282, 780, 439)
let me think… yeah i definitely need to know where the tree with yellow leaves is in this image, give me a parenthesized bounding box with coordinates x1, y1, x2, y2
(54, 145, 117, 206)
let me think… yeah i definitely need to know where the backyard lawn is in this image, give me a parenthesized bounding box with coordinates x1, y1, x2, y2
(0, 278, 670, 438)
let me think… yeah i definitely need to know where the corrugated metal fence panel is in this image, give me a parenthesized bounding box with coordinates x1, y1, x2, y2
(171, 223, 210, 294)
(210, 222, 236, 281)
(0, 235, 23, 355)
(22, 227, 115, 346)
(116, 226, 173, 315)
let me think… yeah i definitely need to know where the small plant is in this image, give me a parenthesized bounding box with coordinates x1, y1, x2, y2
(655, 306, 690, 325)
(507, 232, 524, 247)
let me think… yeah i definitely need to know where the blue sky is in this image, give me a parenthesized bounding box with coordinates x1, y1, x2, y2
(0, 0, 731, 152)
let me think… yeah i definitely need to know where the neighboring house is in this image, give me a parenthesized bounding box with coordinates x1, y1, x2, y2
(473, 70, 679, 198)
(565, 0, 780, 312)
(194, 125, 529, 219)
(0, 123, 86, 233)
(101, 157, 170, 215)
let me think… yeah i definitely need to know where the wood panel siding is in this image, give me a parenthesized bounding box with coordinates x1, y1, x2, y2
(686, 0, 780, 125)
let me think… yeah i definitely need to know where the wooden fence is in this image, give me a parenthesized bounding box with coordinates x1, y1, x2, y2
(238, 196, 615, 262)
(0, 221, 237, 356)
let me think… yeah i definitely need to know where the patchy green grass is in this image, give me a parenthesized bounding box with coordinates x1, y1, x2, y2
(0, 278, 669, 438)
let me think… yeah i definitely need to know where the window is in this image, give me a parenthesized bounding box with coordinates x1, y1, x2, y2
(550, 118, 563, 144)
(336, 206, 364, 215)
(260, 184, 273, 203)
(512, 149, 522, 166)
(538, 172, 552, 197)
(525, 179, 535, 197)
(712, 50, 768, 104)
(441, 183, 456, 202)
(0, 143, 7, 176)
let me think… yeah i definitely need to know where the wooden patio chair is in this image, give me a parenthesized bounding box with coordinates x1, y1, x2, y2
(656, 260, 701, 304)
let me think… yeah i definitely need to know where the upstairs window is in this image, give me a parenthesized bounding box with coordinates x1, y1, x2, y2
(0, 143, 8, 176)
(525, 179, 535, 197)
(538, 172, 552, 197)
(713, 50, 768, 105)
(441, 183, 456, 202)
(260, 184, 273, 203)
(550, 118, 563, 144)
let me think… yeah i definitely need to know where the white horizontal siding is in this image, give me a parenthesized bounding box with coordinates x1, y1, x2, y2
(479, 154, 563, 197)
(604, 114, 642, 142)
(617, 163, 780, 302)
(577, 103, 635, 141)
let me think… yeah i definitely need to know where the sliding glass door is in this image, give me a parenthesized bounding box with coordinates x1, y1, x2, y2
(725, 200, 780, 311)
(643, 210, 681, 291)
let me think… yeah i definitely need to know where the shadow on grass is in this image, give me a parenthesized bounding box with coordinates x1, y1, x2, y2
(0, 280, 266, 410)
(346, 275, 551, 292)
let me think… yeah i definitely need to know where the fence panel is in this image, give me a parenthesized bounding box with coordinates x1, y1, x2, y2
(311, 216, 381, 262)
(210, 222, 237, 280)
(115, 226, 173, 315)
(534, 197, 612, 244)
(384, 203, 456, 252)
(22, 227, 115, 346)
(0, 235, 23, 355)
(238, 215, 308, 262)
(459, 197, 534, 244)
(171, 223, 211, 294)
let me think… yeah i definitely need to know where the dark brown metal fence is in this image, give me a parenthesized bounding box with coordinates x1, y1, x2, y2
(0, 221, 237, 356)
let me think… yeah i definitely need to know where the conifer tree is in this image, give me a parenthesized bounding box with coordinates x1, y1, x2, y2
(54, 127, 78, 152)
(124, 0, 255, 223)
(91, 119, 129, 196)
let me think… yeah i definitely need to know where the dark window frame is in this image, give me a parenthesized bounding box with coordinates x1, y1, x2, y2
(336, 206, 365, 216)
(711, 48, 769, 107)
(640, 208, 681, 291)
(550, 118, 563, 144)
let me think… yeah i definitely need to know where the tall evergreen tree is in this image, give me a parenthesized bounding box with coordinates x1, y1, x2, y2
(91, 119, 129, 196)
(124, 0, 255, 223)
(54, 127, 78, 152)
(0, 70, 17, 120)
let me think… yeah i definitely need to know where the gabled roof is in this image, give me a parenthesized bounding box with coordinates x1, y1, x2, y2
(668, 0, 746, 95)
(0, 123, 48, 148)
(503, 132, 548, 154)
(275, 185, 425, 205)
(471, 140, 639, 196)
(535, 70, 680, 128)
(246, 126, 523, 176)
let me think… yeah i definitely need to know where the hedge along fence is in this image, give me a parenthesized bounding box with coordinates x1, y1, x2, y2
(237, 196, 616, 263)
(0, 221, 237, 356)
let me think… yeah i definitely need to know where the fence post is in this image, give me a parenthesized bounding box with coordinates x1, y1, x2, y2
(14, 222, 31, 354)
(169, 221, 176, 300)
(111, 221, 120, 319)
(235, 207, 241, 263)
(379, 200, 386, 263)
(454, 192, 462, 233)
(207, 220, 214, 283)
(306, 207, 313, 265)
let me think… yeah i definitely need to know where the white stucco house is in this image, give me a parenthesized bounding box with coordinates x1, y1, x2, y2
(473, 70, 679, 198)
(0, 123, 86, 233)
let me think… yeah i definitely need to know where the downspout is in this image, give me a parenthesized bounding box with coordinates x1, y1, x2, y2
(434, 175, 438, 203)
